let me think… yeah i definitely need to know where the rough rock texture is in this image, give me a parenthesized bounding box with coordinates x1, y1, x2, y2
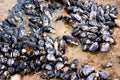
(0, 0, 120, 80)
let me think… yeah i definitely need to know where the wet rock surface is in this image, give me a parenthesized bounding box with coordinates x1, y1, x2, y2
(0, 0, 120, 80)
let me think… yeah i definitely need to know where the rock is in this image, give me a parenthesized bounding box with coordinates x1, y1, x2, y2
(115, 19, 120, 27)
(10, 74, 22, 80)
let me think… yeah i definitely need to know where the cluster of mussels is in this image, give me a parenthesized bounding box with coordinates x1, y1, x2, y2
(0, 0, 117, 79)
(48, 0, 118, 52)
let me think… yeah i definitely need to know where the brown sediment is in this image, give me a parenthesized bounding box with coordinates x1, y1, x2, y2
(0, 0, 120, 80)
(25, 47, 34, 53)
